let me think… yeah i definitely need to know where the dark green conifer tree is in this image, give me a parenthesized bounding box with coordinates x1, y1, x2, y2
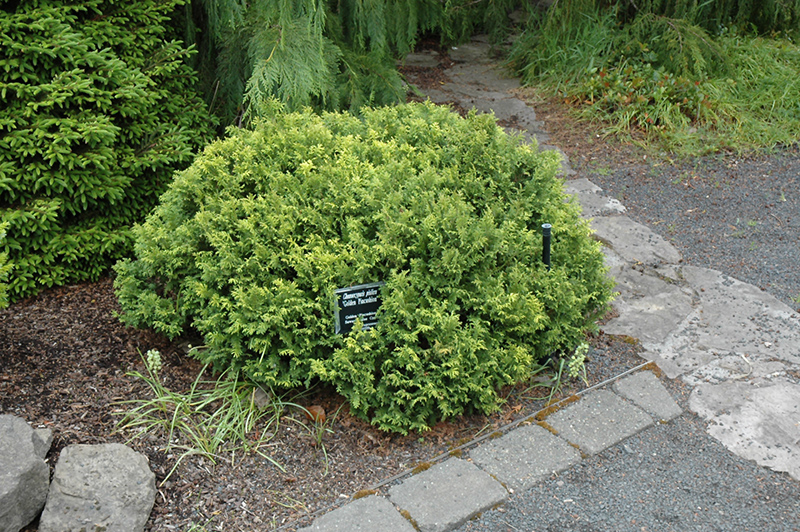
(0, 0, 215, 301)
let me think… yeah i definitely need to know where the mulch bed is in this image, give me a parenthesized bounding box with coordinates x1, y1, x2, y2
(1, 273, 645, 531)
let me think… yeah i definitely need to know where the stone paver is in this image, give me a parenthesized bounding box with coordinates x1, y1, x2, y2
(591, 215, 683, 265)
(613, 371, 683, 421)
(635, 266, 800, 380)
(298, 495, 415, 532)
(602, 266, 694, 346)
(564, 178, 626, 218)
(469, 423, 581, 491)
(689, 380, 800, 480)
(546, 390, 654, 455)
(388, 459, 507, 532)
(679, 266, 800, 364)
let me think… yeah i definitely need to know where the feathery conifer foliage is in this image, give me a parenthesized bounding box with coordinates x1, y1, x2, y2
(177, 0, 522, 125)
(114, 102, 614, 433)
(0, 0, 215, 301)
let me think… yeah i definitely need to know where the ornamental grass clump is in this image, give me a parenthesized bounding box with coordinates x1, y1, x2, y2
(114, 101, 614, 433)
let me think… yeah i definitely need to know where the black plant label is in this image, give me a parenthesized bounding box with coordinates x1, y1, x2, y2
(334, 282, 384, 335)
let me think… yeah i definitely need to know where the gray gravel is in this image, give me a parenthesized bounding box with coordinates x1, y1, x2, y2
(456, 411, 800, 532)
(587, 149, 800, 311)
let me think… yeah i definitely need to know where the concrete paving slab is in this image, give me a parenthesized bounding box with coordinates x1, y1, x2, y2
(601, 245, 627, 277)
(653, 263, 684, 284)
(591, 216, 682, 265)
(469, 424, 581, 492)
(613, 371, 682, 421)
(439, 60, 520, 98)
(402, 51, 440, 68)
(679, 266, 800, 362)
(388, 458, 507, 532)
(643, 266, 800, 378)
(480, 98, 542, 129)
(421, 88, 455, 106)
(639, 308, 722, 378)
(689, 380, 800, 481)
(572, 190, 627, 218)
(444, 84, 500, 100)
(443, 65, 499, 88)
(453, 97, 527, 125)
(445, 84, 510, 101)
(602, 268, 694, 346)
(565, 178, 627, 218)
(683, 353, 792, 387)
(637, 348, 690, 380)
(609, 261, 689, 302)
(546, 390, 654, 455)
(298, 496, 415, 532)
(449, 43, 495, 64)
(565, 177, 603, 194)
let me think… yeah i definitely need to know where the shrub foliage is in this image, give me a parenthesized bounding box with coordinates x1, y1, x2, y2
(115, 102, 613, 433)
(0, 0, 215, 301)
(0, 222, 10, 309)
(176, 0, 522, 125)
(509, 0, 800, 153)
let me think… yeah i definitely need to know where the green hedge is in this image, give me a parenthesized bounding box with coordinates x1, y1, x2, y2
(114, 102, 614, 433)
(0, 0, 215, 301)
(0, 222, 10, 309)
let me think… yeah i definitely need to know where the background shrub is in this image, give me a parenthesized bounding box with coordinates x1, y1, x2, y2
(0, 0, 215, 301)
(508, 0, 800, 153)
(175, 0, 523, 125)
(114, 101, 614, 433)
(0, 222, 10, 309)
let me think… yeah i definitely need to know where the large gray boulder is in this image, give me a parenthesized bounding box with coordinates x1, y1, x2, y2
(39, 443, 156, 532)
(0, 414, 52, 532)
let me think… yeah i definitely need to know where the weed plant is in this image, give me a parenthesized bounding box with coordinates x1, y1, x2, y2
(519, 341, 590, 404)
(509, 1, 800, 154)
(287, 402, 346, 474)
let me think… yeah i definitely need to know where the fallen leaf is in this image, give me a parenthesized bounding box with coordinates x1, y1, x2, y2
(306, 405, 326, 423)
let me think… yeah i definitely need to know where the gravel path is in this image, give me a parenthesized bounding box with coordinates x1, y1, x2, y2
(586, 149, 800, 311)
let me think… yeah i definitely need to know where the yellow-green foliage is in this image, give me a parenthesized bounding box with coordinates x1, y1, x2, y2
(114, 102, 614, 434)
(0, 0, 215, 301)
